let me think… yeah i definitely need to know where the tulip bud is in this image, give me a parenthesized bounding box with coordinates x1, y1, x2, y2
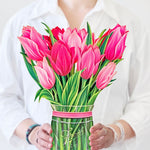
(77, 45, 104, 79)
(48, 41, 75, 76)
(18, 26, 50, 61)
(104, 24, 128, 60)
(59, 27, 88, 63)
(96, 62, 116, 90)
(35, 57, 55, 89)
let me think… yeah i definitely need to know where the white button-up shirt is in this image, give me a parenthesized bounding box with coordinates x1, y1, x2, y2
(0, 0, 150, 150)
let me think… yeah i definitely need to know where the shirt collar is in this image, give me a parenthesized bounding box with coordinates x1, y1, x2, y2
(30, 0, 58, 19)
(30, 0, 120, 22)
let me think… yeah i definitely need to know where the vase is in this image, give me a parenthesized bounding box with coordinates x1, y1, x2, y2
(50, 105, 94, 150)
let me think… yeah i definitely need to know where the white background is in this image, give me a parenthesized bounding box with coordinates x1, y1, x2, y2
(0, 0, 150, 149)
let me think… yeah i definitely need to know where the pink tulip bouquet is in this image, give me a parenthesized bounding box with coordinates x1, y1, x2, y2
(18, 23, 128, 150)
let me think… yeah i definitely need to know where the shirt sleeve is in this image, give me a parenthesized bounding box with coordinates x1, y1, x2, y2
(120, 22, 150, 139)
(0, 18, 31, 146)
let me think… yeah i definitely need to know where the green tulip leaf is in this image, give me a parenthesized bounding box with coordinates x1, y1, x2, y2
(88, 75, 94, 93)
(97, 37, 105, 48)
(114, 58, 123, 64)
(100, 59, 110, 70)
(21, 46, 41, 88)
(62, 71, 81, 105)
(42, 22, 56, 45)
(86, 22, 93, 45)
(110, 79, 116, 82)
(34, 88, 43, 102)
(98, 29, 107, 38)
(73, 85, 88, 112)
(99, 32, 113, 54)
(39, 89, 61, 105)
(55, 74, 63, 103)
(88, 90, 101, 105)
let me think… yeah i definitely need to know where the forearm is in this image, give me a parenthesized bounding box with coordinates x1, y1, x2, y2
(14, 118, 36, 140)
(14, 119, 53, 149)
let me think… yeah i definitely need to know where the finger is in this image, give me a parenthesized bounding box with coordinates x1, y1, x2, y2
(90, 131, 114, 149)
(38, 138, 52, 149)
(90, 136, 105, 147)
(91, 143, 105, 150)
(36, 144, 50, 150)
(38, 129, 53, 143)
(89, 127, 107, 140)
(90, 123, 103, 133)
(41, 123, 52, 135)
(91, 138, 106, 150)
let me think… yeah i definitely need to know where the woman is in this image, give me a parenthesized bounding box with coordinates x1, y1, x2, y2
(0, 0, 150, 150)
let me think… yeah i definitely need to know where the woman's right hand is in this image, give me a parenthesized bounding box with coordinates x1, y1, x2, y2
(29, 123, 53, 150)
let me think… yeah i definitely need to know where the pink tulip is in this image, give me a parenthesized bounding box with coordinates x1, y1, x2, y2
(103, 24, 128, 60)
(35, 57, 55, 89)
(59, 28, 88, 63)
(18, 26, 50, 61)
(96, 62, 116, 90)
(48, 41, 75, 76)
(77, 45, 104, 79)
(42, 27, 65, 50)
(51, 26, 65, 40)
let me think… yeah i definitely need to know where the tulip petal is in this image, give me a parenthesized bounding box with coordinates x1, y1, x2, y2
(43, 57, 55, 83)
(96, 62, 116, 89)
(105, 29, 122, 60)
(18, 37, 43, 61)
(114, 33, 127, 59)
(51, 41, 61, 62)
(30, 27, 49, 55)
(68, 31, 82, 48)
(35, 66, 54, 89)
(51, 26, 65, 40)
(37, 61, 43, 68)
(80, 49, 95, 79)
(93, 62, 100, 75)
(111, 24, 121, 31)
(62, 28, 72, 43)
(56, 46, 72, 76)
(108, 28, 122, 48)
(69, 47, 77, 63)
(43, 35, 52, 50)
(120, 25, 126, 35)
(22, 26, 32, 38)
(78, 29, 87, 42)
(48, 55, 63, 75)
(93, 45, 101, 63)
(50, 41, 73, 76)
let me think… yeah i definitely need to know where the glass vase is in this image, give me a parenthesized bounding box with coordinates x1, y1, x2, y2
(50, 105, 94, 150)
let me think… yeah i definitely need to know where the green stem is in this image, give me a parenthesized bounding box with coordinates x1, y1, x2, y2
(78, 129, 82, 150)
(51, 117, 56, 150)
(82, 119, 87, 150)
(81, 78, 87, 89)
(73, 137, 77, 149)
(61, 76, 66, 88)
(58, 118, 64, 150)
(70, 64, 75, 75)
(89, 83, 97, 98)
(52, 87, 58, 102)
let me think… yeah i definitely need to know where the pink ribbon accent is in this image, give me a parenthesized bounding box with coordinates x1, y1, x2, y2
(52, 111, 92, 118)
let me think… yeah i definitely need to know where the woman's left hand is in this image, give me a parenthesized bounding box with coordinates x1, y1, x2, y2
(89, 123, 114, 150)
